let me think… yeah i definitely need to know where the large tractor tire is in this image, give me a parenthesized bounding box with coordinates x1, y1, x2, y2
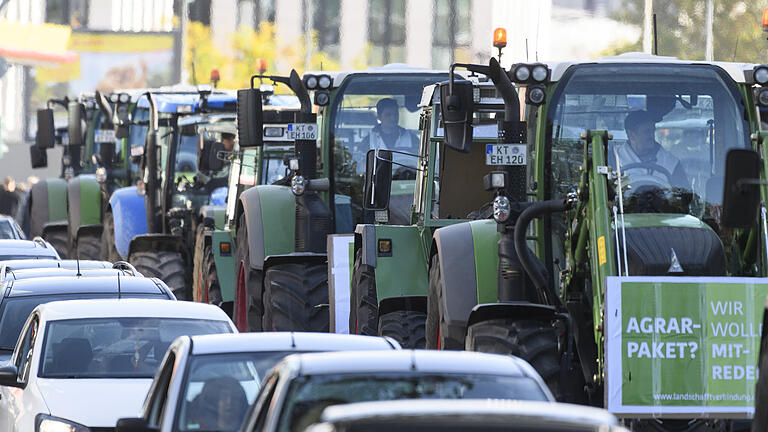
(100, 210, 120, 262)
(425, 254, 463, 350)
(192, 224, 207, 303)
(43, 230, 68, 259)
(379, 311, 426, 348)
(234, 213, 262, 332)
(75, 234, 101, 261)
(131, 251, 186, 299)
(466, 318, 565, 400)
(350, 250, 378, 335)
(203, 243, 231, 317)
(262, 262, 329, 332)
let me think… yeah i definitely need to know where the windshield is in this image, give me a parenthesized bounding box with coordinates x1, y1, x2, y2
(175, 134, 199, 180)
(178, 351, 302, 432)
(262, 152, 289, 184)
(548, 64, 749, 219)
(331, 73, 448, 231)
(39, 317, 232, 378)
(278, 373, 549, 432)
(0, 294, 168, 351)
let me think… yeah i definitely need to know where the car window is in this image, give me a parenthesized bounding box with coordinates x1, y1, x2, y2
(38, 318, 232, 378)
(15, 316, 38, 383)
(147, 351, 176, 428)
(177, 351, 299, 432)
(248, 373, 279, 432)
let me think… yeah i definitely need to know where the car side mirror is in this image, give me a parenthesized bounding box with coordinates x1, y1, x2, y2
(209, 141, 225, 172)
(30, 145, 48, 169)
(116, 417, 156, 432)
(722, 148, 761, 229)
(237, 88, 263, 147)
(0, 365, 21, 388)
(67, 101, 85, 147)
(363, 149, 392, 211)
(439, 80, 474, 153)
(36, 109, 55, 149)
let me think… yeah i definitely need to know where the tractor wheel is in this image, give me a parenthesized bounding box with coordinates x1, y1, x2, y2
(350, 250, 378, 336)
(131, 251, 186, 299)
(101, 210, 120, 262)
(43, 230, 68, 259)
(202, 242, 229, 316)
(192, 224, 207, 303)
(379, 310, 426, 348)
(75, 233, 101, 261)
(262, 262, 329, 332)
(234, 213, 262, 332)
(466, 318, 565, 400)
(425, 254, 463, 350)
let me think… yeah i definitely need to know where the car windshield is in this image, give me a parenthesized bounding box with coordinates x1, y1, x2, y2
(278, 373, 549, 432)
(0, 255, 57, 261)
(39, 318, 232, 378)
(341, 422, 603, 432)
(331, 73, 448, 231)
(178, 351, 303, 432)
(0, 294, 168, 351)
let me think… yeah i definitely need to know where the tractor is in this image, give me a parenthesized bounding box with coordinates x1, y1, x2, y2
(364, 53, 768, 427)
(233, 66, 450, 332)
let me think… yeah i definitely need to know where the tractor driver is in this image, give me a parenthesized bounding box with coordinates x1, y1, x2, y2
(367, 98, 419, 154)
(221, 132, 235, 152)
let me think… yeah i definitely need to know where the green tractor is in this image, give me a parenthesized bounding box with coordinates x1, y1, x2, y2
(233, 66, 449, 332)
(192, 83, 300, 316)
(363, 54, 768, 424)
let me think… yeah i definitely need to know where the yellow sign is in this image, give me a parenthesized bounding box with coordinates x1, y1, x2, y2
(69, 33, 174, 53)
(598, 236, 607, 266)
(0, 21, 76, 66)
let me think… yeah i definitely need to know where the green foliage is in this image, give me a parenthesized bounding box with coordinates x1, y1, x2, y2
(606, 0, 767, 62)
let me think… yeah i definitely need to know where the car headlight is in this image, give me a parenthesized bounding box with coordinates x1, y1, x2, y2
(36, 414, 91, 432)
(493, 195, 512, 223)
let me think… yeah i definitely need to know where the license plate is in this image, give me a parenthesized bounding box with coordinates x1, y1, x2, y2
(95, 129, 116, 143)
(287, 123, 317, 140)
(486, 144, 526, 166)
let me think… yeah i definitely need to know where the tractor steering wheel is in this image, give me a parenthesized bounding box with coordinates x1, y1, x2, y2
(620, 161, 674, 191)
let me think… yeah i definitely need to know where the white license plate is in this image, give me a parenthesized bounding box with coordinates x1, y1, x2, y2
(287, 123, 317, 140)
(95, 129, 116, 143)
(486, 144, 526, 166)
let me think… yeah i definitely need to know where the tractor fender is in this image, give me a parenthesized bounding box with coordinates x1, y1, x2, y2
(431, 220, 499, 337)
(263, 252, 327, 272)
(109, 186, 148, 258)
(42, 221, 68, 238)
(236, 185, 296, 271)
(67, 175, 102, 244)
(355, 224, 429, 304)
(467, 302, 558, 328)
(379, 296, 427, 316)
(198, 204, 226, 230)
(128, 234, 186, 257)
(76, 224, 103, 242)
(29, 178, 68, 238)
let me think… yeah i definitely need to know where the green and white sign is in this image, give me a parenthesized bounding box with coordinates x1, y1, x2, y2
(605, 276, 767, 418)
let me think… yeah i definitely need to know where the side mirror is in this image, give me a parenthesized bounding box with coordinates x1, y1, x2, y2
(30, 145, 48, 169)
(197, 139, 214, 171)
(67, 101, 85, 147)
(209, 141, 225, 172)
(0, 365, 21, 388)
(722, 148, 761, 229)
(116, 417, 155, 432)
(36, 109, 55, 149)
(115, 104, 130, 139)
(439, 80, 474, 153)
(363, 149, 392, 211)
(237, 88, 263, 147)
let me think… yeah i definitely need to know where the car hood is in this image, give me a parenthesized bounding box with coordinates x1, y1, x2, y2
(37, 378, 153, 427)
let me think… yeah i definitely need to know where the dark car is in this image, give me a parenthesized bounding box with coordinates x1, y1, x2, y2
(0, 275, 175, 364)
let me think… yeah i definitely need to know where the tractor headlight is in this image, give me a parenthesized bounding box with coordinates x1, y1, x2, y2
(304, 75, 318, 90)
(314, 90, 330, 106)
(289, 157, 300, 171)
(64, 167, 74, 181)
(758, 88, 768, 107)
(526, 85, 547, 106)
(291, 175, 306, 196)
(531, 63, 549, 82)
(513, 64, 531, 82)
(36, 413, 91, 432)
(95, 167, 107, 183)
(118, 93, 131, 104)
(109, 93, 119, 103)
(755, 65, 768, 85)
(317, 74, 332, 89)
(492, 195, 512, 224)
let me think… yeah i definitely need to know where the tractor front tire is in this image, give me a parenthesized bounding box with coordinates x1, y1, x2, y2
(203, 243, 228, 316)
(234, 213, 262, 332)
(192, 224, 207, 303)
(44, 230, 68, 259)
(379, 310, 426, 348)
(100, 210, 120, 262)
(350, 250, 378, 336)
(426, 254, 464, 350)
(263, 262, 329, 332)
(131, 251, 186, 299)
(466, 318, 564, 400)
(75, 233, 101, 261)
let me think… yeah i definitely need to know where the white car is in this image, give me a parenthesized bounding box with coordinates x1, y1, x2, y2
(241, 350, 555, 432)
(117, 333, 399, 432)
(0, 299, 236, 432)
(0, 238, 59, 261)
(0, 216, 24, 240)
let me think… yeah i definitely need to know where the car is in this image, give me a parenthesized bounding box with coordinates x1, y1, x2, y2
(240, 350, 555, 432)
(306, 399, 628, 432)
(116, 333, 400, 432)
(0, 275, 174, 364)
(0, 299, 236, 432)
(0, 238, 59, 261)
(0, 216, 24, 240)
(1, 261, 143, 283)
(0, 258, 112, 272)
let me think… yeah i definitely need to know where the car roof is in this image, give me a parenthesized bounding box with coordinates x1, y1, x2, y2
(284, 350, 541, 378)
(189, 332, 398, 355)
(4, 268, 137, 282)
(34, 298, 233, 323)
(6, 276, 166, 297)
(0, 239, 59, 259)
(317, 399, 620, 428)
